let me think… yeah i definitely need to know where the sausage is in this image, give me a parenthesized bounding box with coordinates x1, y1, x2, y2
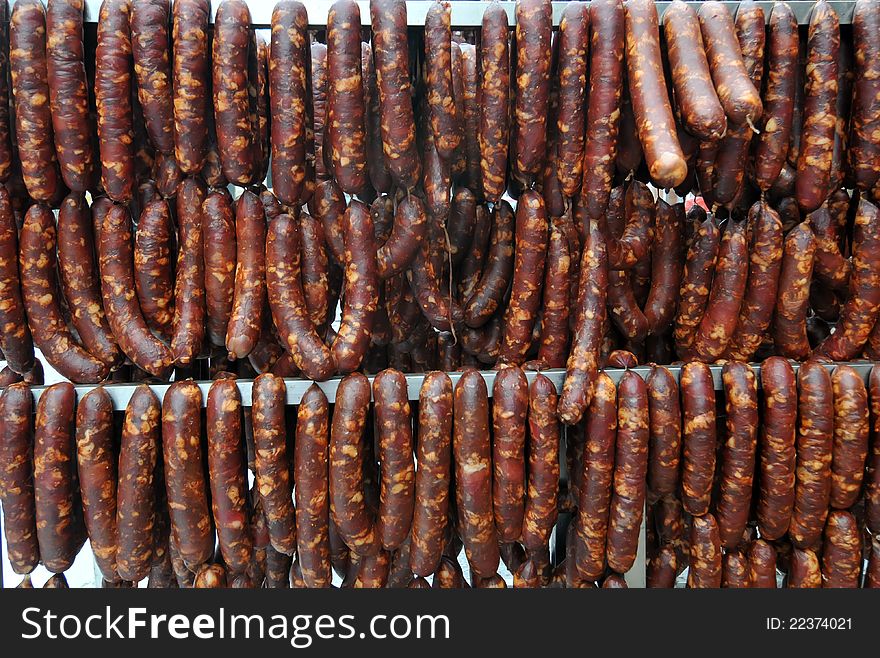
(456, 203, 491, 304)
(33, 382, 80, 572)
(605, 182, 654, 271)
(795, 1, 840, 213)
(311, 178, 346, 266)
(446, 187, 477, 268)
(724, 201, 784, 361)
(424, 2, 460, 161)
(291, 383, 331, 587)
(357, 46, 389, 196)
(821, 510, 861, 588)
(46, 0, 95, 193)
(717, 362, 759, 549)
(133, 198, 175, 342)
(10, 0, 61, 202)
(202, 190, 236, 348)
(647, 545, 677, 588)
(490, 366, 528, 544)
(254, 35, 272, 187)
(170, 177, 207, 364)
(74, 387, 117, 582)
(624, 0, 688, 189)
(869, 366, 880, 534)
(330, 373, 380, 557)
(789, 361, 833, 550)
(478, 2, 510, 203)
(326, 0, 368, 196)
(721, 549, 752, 588)
(641, 199, 682, 337)
(171, 0, 209, 173)
(554, 2, 589, 197)
(98, 203, 172, 376)
(330, 200, 378, 373)
(0, 382, 39, 574)
(788, 547, 822, 587)
(605, 371, 648, 574)
(57, 193, 121, 368)
(463, 200, 515, 327)
(225, 190, 266, 360)
(20, 204, 109, 383)
(757, 356, 797, 541)
(161, 381, 212, 570)
(773, 222, 816, 360)
(558, 221, 607, 425)
(814, 199, 880, 360)
(0, 2, 12, 183)
(0, 186, 34, 374)
(607, 268, 647, 345)
(453, 368, 499, 578)
(829, 366, 869, 510)
(681, 361, 717, 516)
(533, 219, 571, 368)
(457, 44, 482, 194)
(498, 190, 548, 365)
(698, 1, 763, 127)
(646, 366, 681, 498)
(744, 539, 777, 589)
(299, 211, 330, 330)
(266, 213, 335, 381)
(690, 219, 749, 362)
(867, 536, 880, 588)
(673, 216, 720, 360)
(370, 0, 420, 190)
(849, 1, 880, 191)
(662, 1, 727, 141)
(521, 373, 560, 553)
(116, 384, 160, 583)
(687, 513, 721, 588)
(377, 195, 427, 280)
(131, 0, 174, 155)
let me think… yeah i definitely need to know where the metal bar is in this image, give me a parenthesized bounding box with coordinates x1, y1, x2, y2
(8, 1, 860, 27)
(20, 361, 878, 410)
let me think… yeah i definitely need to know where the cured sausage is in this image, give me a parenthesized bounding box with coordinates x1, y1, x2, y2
(57, 193, 121, 368)
(116, 384, 160, 583)
(772, 222, 816, 360)
(513, 0, 552, 179)
(98, 203, 172, 376)
(134, 198, 175, 342)
(647, 545, 677, 588)
(849, 0, 880, 192)
(721, 549, 752, 588)
(0, 3, 12, 183)
(202, 190, 236, 348)
(254, 35, 272, 187)
(869, 366, 880, 534)
(795, 1, 839, 213)
(0, 382, 39, 574)
(453, 368, 499, 578)
(456, 204, 491, 305)
(478, 2, 510, 203)
(717, 362, 759, 550)
(266, 213, 336, 381)
(330, 373, 380, 556)
(522, 374, 560, 552)
(554, 2, 589, 197)
(491, 366, 527, 543)
(377, 194, 427, 280)
(424, 2, 460, 161)
(172, 0, 210, 173)
(821, 510, 861, 588)
(20, 204, 109, 383)
(361, 42, 391, 195)
(687, 513, 721, 588)
(294, 383, 331, 587)
(535, 218, 571, 368)
(646, 366, 681, 498)
(662, 1, 727, 141)
(311, 42, 329, 183)
(171, 177, 207, 365)
(34, 382, 81, 573)
(10, 0, 61, 202)
(681, 361, 716, 516)
(788, 548, 822, 588)
(605, 182, 653, 271)
(789, 361, 833, 550)
(75, 387, 118, 582)
(131, 0, 174, 155)
(0, 186, 34, 374)
(459, 44, 482, 194)
(642, 200, 683, 337)
(673, 216, 720, 360)
(829, 366, 869, 510)
(463, 200, 515, 328)
(299, 210, 330, 330)
(748, 539, 777, 588)
(370, 0, 421, 190)
(226, 190, 266, 360)
(446, 187, 476, 268)
(757, 356, 797, 541)
(624, 0, 687, 188)
(46, 0, 95, 193)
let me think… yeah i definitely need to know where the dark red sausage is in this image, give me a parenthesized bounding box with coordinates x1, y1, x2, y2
(681, 361, 716, 516)
(226, 190, 266, 360)
(821, 510, 861, 588)
(849, 0, 880, 192)
(463, 200, 515, 328)
(362, 41, 391, 195)
(171, 177, 207, 365)
(688, 513, 722, 588)
(133, 198, 175, 342)
(202, 190, 236, 348)
(478, 2, 510, 203)
(787, 548, 822, 587)
(646, 365, 681, 498)
(377, 194, 427, 279)
(513, 0, 552, 179)
(554, 2, 589, 197)
(673, 216, 720, 360)
(131, 0, 174, 155)
(829, 366, 869, 510)
(171, 0, 210, 173)
(299, 211, 330, 330)
(0, 2, 13, 183)
(0, 186, 34, 374)
(644, 199, 684, 336)
(868, 366, 880, 534)
(773, 222, 816, 360)
(748, 539, 777, 588)
(424, 2, 460, 161)
(522, 374, 560, 552)
(491, 366, 527, 543)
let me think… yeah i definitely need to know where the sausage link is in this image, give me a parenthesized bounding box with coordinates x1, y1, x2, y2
(534, 219, 571, 368)
(202, 190, 236, 348)
(116, 384, 160, 582)
(75, 387, 117, 581)
(757, 356, 797, 541)
(310, 42, 329, 183)
(643, 199, 683, 335)
(513, 0, 552, 179)
(225, 190, 266, 359)
(458, 44, 482, 194)
(424, 2, 460, 161)
(361, 43, 391, 195)
(867, 536, 880, 588)
(747, 539, 777, 588)
(869, 366, 880, 533)
(406, 236, 461, 333)
(171, 177, 207, 364)
(456, 203, 491, 305)
(607, 268, 647, 344)
(521, 373, 560, 552)
(0, 383, 39, 574)
(795, 1, 839, 213)
(725, 201, 784, 361)
(821, 510, 861, 588)
(463, 200, 514, 327)
(162, 381, 211, 570)
(721, 549, 751, 588)
(773, 222, 816, 360)
(300, 211, 330, 330)
(849, 1, 880, 191)
(687, 513, 722, 588)
(646, 366, 681, 497)
(34, 382, 81, 572)
(787, 547, 822, 587)
(10, 0, 61, 202)
(490, 366, 527, 543)
(453, 368, 499, 578)
(0, 2, 12, 182)
(46, 0, 95, 193)
(311, 178, 346, 266)
(98, 203, 172, 376)
(478, 3, 510, 203)
(172, 0, 210, 173)
(554, 2, 589, 197)
(20, 204, 108, 383)
(134, 198, 175, 342)
(647, 545, 677, 588)
(789, 361, 833, 550)
(691, 219, 749, 362)
(330, 372, 380, 556)
(681, 361, 716, 516)
(673, 216, 720, 360)
(605, 182, 654, 271)
(377, 194, 427, 280)
(625, 0, 687, 188)
(558, 221, 607, 425)
(254, 35, 271, 187)
(829, 366, 869, 510)
(0, 186, 34, 374)
(131, 0, 174, 155)
(446, 187, 476, 268)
